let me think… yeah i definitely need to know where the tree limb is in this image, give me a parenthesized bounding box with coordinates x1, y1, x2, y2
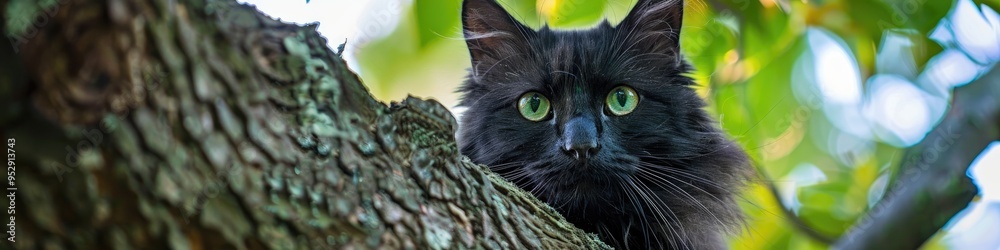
(757, 170, 837, 245)
(834, 65, 1000, 249)
(0, 0, 607, 248)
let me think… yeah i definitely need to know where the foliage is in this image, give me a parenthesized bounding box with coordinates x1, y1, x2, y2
(353, 0, 996, 248)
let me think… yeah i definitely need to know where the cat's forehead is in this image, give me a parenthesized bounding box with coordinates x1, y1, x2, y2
(524, 27, 638, 89)
(536, 25, 616, 51)
(531, 29, 608, 66)
(467, 25, 689, 101)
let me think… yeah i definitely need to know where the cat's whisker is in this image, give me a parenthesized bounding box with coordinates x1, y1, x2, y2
(476, 54, 518, 82)
(659, 167, 735, 193)
(635, 167, 729, 232)
(490, 161, 533, 182)
(617, 181, 654, 249)
(598, 223, 611, 247)
(636, 189, 673, 249)
(637, 166, 728, 205)
(639, 163, 752, 211)
(499, 169, 532, 183)
(636, 140, 740, 160)
(488, 161, 524, 169)
(641, 181, 699, 250)
(625, 177, 686, 249)
(638, 161, 764, 223)
(622, 178, 661, 249)
(636, 161, 734, 193)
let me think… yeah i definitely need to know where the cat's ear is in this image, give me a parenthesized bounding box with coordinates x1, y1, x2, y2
(618, 0, 684, 54)
(462, 0, 534, 68)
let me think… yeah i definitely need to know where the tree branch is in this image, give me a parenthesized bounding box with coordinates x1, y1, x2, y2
(757, 171, 837, 245)
(834, 65, 1000, 249)
(0, 0, 608, 248)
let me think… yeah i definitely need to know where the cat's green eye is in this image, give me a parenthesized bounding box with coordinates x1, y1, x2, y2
(517, 92, 551, 121)
(606, 86, 639, 116)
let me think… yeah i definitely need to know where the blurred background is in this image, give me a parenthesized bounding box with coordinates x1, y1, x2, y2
(239, 0, 999, 249)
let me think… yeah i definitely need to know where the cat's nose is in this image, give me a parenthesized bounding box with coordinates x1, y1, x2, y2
(565, 142, 599, 160)
(562, 117, 600, 159)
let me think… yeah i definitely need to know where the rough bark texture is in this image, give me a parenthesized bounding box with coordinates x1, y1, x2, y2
(0, 0, 606, 249)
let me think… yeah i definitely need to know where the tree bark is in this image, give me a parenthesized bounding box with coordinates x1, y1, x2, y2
(3, 0, 999, 249)
(0, 0, 606, 249)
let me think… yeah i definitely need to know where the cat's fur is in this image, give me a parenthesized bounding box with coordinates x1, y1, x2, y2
(456, 0, 752, 248)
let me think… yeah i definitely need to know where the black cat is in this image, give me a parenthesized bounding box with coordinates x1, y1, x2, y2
(456, 0, 753, 248)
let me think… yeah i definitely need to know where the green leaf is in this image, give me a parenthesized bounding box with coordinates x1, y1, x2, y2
(415, 0, 462, 48)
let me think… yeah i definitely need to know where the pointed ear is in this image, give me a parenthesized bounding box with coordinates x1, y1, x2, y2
(618, 0, 684, 54)
(462, 0, 534, 68)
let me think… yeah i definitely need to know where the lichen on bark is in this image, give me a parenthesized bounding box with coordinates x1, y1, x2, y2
(0, 0, 608, 248)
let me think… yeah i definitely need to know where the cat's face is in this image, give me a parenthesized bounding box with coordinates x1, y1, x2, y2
(457, 0, 751, 248)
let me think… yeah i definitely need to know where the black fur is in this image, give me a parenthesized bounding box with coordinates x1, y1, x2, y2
(457, 0, 752, 249)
